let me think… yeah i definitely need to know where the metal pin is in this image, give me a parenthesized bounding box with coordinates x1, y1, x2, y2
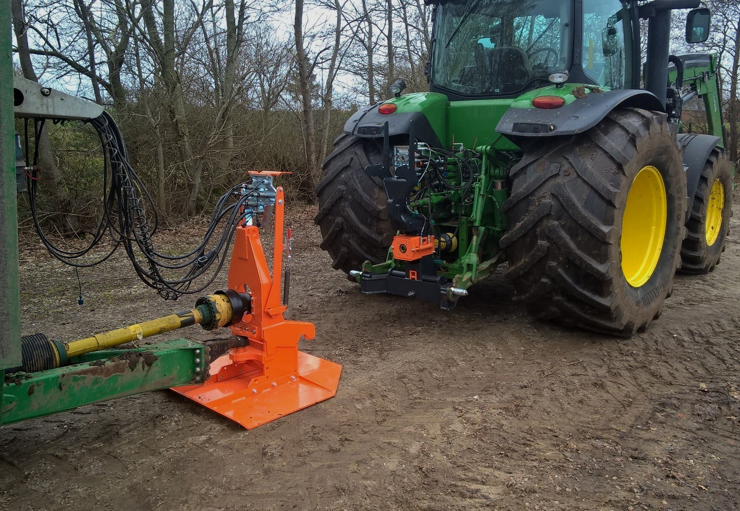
(446, 287, 469, 297)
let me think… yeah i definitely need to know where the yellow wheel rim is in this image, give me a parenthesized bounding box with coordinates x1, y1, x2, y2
(621, 165, 667, 288)
(705, 178, 724, 246)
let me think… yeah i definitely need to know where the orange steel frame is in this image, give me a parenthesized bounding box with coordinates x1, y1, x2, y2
(173, 182, 341, 429)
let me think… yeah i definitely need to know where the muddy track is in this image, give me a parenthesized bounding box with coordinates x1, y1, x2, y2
(2, 205, 739, 510)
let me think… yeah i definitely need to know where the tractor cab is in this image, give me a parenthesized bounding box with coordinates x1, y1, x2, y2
(431, 0, 635, 99)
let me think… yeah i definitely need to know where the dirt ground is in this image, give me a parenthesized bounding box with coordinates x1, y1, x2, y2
(2, 203, 740, 510)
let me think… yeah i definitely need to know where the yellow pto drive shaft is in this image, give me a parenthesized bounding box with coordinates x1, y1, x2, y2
(67, 294, 232, 357)
(14, 291, 250, 373)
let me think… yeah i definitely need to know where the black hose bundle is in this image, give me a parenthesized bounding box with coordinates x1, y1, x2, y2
(25, 112, 263, 300)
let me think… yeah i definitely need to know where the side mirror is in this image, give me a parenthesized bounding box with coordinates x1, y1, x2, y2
(602, 14, 619, 57)
(602, 26, 618, 57)
(686, 8, 710, 44)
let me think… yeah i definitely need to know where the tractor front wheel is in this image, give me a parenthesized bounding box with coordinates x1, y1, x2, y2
(314, 135, 394, 273)
(503, 108, 686, 336)
(679, 147, 733, 273)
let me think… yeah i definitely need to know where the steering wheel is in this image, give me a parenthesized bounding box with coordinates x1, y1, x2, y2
(528, 47, 558, 69)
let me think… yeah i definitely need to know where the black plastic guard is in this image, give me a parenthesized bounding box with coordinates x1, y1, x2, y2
(496, 90, 664, 138)
(344, 106, 443, 147)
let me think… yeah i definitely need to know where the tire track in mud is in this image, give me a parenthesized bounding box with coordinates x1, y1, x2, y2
(3, 204, 740, 509)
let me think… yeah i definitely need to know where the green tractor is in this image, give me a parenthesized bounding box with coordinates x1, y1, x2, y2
(314, 0, 732, 336)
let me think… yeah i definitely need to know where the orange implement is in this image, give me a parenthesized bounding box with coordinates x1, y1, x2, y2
(391, 235, 436, 261)
(172, 181, 341, 429)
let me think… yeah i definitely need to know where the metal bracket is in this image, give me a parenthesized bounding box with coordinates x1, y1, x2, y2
(13, 77, 104, 120)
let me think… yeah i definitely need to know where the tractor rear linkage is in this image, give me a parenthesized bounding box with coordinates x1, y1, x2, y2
(352, 123, 480, 310)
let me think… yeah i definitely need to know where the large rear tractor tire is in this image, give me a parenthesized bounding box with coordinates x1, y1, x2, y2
(502, 108, 686, 337)
(314, 135, 394, 273)
(679, 147, 733, 273)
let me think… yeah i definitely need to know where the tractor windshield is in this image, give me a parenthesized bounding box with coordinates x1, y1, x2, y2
(432, 0, 572, 96)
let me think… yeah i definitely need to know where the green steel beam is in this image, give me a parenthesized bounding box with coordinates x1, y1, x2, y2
(0, 0, 21, 371)
(1, 338, 206, 425)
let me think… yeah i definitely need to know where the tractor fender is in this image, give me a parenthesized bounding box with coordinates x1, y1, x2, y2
(678, 133, 722, 213)
(343, 104, 443, 147)
(496, 89, 664, 138)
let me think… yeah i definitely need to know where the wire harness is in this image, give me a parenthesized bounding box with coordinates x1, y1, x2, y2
(25, 112, 276, 300)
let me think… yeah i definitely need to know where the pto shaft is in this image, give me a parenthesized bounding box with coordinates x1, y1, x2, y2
(66, 294, 232, 357)
(11, 291, 250, 373)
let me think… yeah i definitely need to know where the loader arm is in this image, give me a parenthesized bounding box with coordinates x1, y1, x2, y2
(669, 53, 725, 145)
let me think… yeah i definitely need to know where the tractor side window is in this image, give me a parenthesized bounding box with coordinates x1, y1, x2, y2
(512, 14, 565, 75)
(582, 0, 628, 89)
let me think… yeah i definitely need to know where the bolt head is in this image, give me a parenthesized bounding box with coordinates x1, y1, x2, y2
(252, 389, 257, 394)
(194, 367, 201, 373)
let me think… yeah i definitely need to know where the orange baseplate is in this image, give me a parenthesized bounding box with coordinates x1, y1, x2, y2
(172, 178, 342, 429)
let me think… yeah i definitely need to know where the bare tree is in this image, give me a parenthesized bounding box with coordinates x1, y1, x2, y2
(386, 0, 394, 85)
(316, 0, 351, 159)
(139, 0, 212, 215)
(360, 0, 376, 103)
(295, 0, 318, 190)
(12, 0, 78, 231)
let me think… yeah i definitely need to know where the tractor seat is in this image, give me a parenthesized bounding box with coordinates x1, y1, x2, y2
(474, 45, 533, 93)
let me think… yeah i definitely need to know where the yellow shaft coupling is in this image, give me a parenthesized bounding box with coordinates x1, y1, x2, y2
(65, 293, 236, 358)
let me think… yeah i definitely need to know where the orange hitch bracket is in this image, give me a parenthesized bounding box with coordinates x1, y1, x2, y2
(172, 174, 342, 429)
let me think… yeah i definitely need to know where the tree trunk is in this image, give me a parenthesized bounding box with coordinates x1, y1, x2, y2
(414, 0, 431, 56)
(217, 0, 242, 183)
(362, 0, 375, 104)
(401, 1, 414, 75)
(142, 0, 201, 216)
(295, 0, 318, 191)
(321, 0, 343, 161)
(133, 34, 167, 214)
(12, 0, 78, 232)
(729, 17, 740, 164)
(108, 0, 131, 110)
(73, 0, 102, 103)
(387, 0, 394, 86)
